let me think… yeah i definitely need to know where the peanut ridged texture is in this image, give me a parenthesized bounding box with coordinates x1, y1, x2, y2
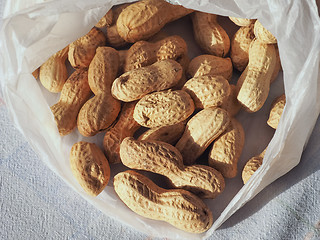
(114, 170, 213, 233)
(242, 148, 266, 184)
(70, 141, 110, 196)
(116, 0, 193, 42)
(120, 138, 225, 199)
(254, 20, 277, 44)
(68, 27, 106, 69)
(191, 12, 230, 57)
(77, 47, 121, 137)
(187, 55, 233, 81)
(103, 101, 140, 164)
(236, 39, 277, 112)
(229, 17, 255, 27)
(220, 84, 242, 116)
(111, 59, 183, 102)
(138, 122, 186, 145)
(267, 94, 286, 129)
(183, 75, 231, 109)
(95, 9, 113, 28)
(176, 107, 231, 165)
(208, 118, 245, 178)
(133, 90, 195, 128)
(39, 46, 69, 93)
(50, 70, 92, 136)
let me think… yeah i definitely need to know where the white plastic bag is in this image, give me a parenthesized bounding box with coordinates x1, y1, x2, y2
(0, 0, 319, 239)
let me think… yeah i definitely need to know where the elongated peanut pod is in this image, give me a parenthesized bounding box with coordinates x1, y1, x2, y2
(70, 141, 110, 196)
(103, 101, 140, 164)
(111, 59, 182, 102)
(208, 118, 245, 178)
(133, 90, 195, 128)
(95, 9, 113, 28)
(114, 170, 213, 233)
(68, 27, 106, 69)
(229, 17, 256, 27)
(254, 20, 277, 44)
(230, 24, 255, 72)
(176, 107, 231, 165)
(242, 148, 266, 184)
(116, 0, 193, 42)
(267, 94, 286, 129)
(50, 70, 92, 136)
(39, 46, 69, 93)
(183, 75, 231, 109)
(138, 122, 185, 145)
(236, 40, 277, 112)
(187, 55, 233, 81)
(120, 137, 225, 199)
(191, 12, 230, 57)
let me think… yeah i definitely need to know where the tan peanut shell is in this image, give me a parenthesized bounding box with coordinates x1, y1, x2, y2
(237, 39, 277, 112)
(270, 45, 281, 84)
(230, 24, 255, 72)
(229, 17, 256, 27)
(77, 94, 121, 137)
(242, 148, 266, 184)
(114, 170, 213, 233)
(182, 75, 231, 109)
(50, 70, 92, 136)
(111, 59, 183, 102)
(105, 4, 131, 48)
(187, 55, 233, 81)
(39, 46, 69, 93)
(116, 0, 193, 43)
(267, 94, 286, 129)
(208, 118, 245, 178)
(70, 141, 110, 196)
(221, 84, 242, 116)
(120, 137, 225, 199)
(77, 47, 121, 137)
(103, 102, 140, 164)
(138, 122, 185, 145)
(124, 35, 188, 72)
(176, 107, 231, 165)
(68, 27, 106, 69)
(133, 90, 195, 128)
(191, 12, 230, 57)
(88, 47, 120, 94)
(254, 20, 277, 44)
(95, 9, 113, 28)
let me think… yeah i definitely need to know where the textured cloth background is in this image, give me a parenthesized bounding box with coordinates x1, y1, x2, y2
(0, 1, 320, 239)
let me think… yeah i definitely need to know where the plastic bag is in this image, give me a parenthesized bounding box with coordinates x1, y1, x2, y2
(0, 0, 319, 239)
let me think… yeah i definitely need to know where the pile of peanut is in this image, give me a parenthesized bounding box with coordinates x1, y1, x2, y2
(34, 0, 286, 234)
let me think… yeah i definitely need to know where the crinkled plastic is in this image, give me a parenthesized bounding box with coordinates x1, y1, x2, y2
(0, 0, 319, 239)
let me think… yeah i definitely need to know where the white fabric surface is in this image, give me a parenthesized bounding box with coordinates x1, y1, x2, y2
(0, 0, 320, 239)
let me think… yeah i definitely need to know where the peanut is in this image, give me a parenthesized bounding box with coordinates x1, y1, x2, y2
(116, 0, 193, 43)
(267, 94, 286, 129)
(176, 107, 231, 165)
(187, 54, 233, 81)
(113, 170, 213, 233)
(230, 24, 255, 72)
(39, 46, 69, 93)
(68, 27, 106, 69)
(70, 141, 110, 196)
(221, 84, 242, 116)
(133, 90, 195, 128)
(105, 4, 131, 48)
(182, 75, 231, 109)
(111, 59, 182, 102)
(77, 47, 121, 137)
(103, 101, 140, 164)
(270, 45, 281, 84)
(229, 17, 256, 27)
(208, 118, 245, 178)
(95, 9, 113, 28)
(120, 137, 225, 199)
(138, 122, 185, 145)
(242, 148, 266, 184)
(50, 70, 92, 136)
(236, 39, 277, 112)
(254, 20, 277, 44)
(191, 12, 230, 57)
(123, 35, 188, 72)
